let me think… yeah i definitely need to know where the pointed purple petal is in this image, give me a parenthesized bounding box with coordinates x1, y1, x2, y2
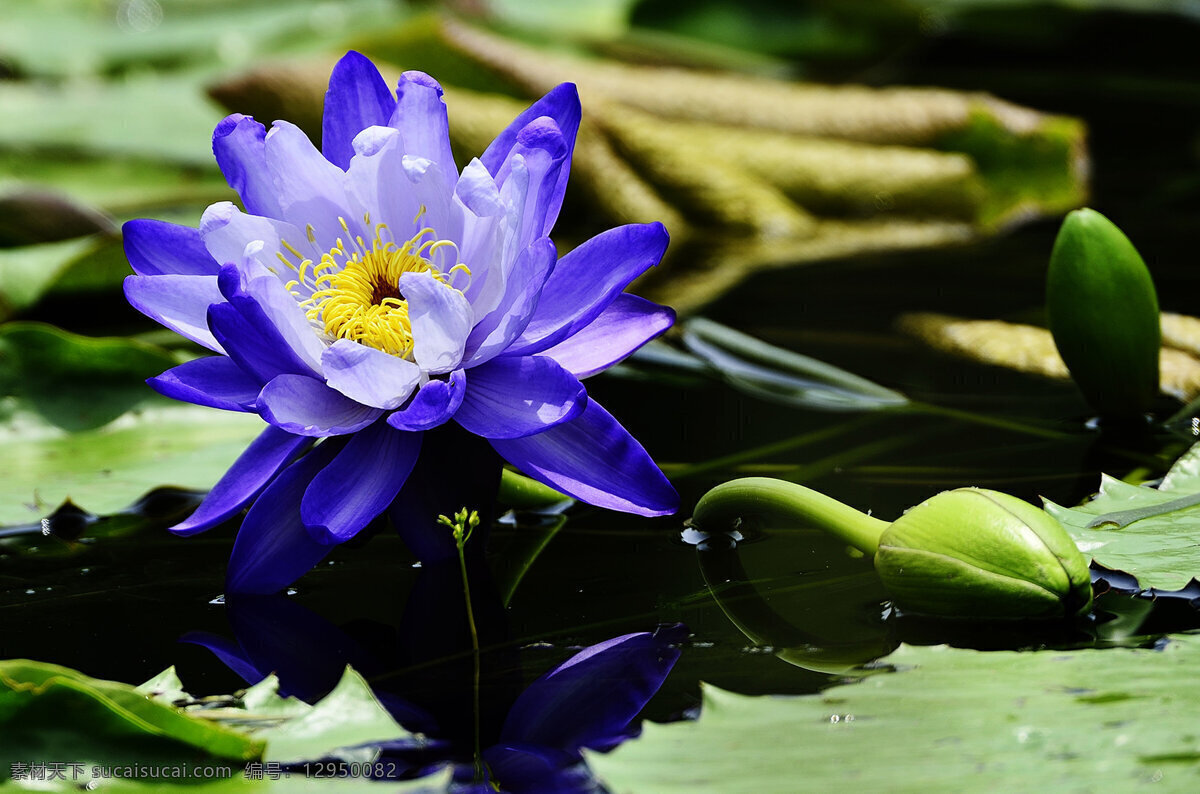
(148, 356, 260, 411)
(322, 51, 395, 170)
(540, 294, 675, 378)
(386, 370, 466, 432)
(463, 237, 556, 367)
(508, 222, 669, 355)
(455, 356, 585, 439)
(490, 399, 678, 516)
(322, 339, 421, 409)
(500, 627, 683, 751)
(124, 274, 224, 353)
(215, 263, 324, 374)
(171, 426, 313, 536)
(389, 71, 456, 193)
(265, 121, 359, 249)
(123, 219, 218, 277)
(494, 118, 569, 248)
(225, 441, 340, 594)
(213, 114, 282, 218)
(258, 373, 383, 436)
(481, 83, 580, 234)
(206, 290, 315, 385)
(301, 421, 421, 544)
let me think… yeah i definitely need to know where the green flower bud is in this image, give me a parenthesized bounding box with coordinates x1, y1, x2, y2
(1046, 208, 1160, 418)
(692, 478, 1094, 621)
(875, 488, 1093, 620)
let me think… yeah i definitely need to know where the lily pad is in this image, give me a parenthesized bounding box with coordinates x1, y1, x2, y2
(1045, 450, 1200, 590)
(590, 633, 1200, 792)
(0, 405, 263, 527)
(0, 322, 178, 431)
(0, 659, 261, 767)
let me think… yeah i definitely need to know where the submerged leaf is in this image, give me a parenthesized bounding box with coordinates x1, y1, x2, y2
(682, 317, 908, 411)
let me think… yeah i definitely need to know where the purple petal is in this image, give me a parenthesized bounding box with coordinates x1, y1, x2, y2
(507, 222, 669, 355)
(386, 370, 466, 432)
(171, 425, 313, 536)
(455, 356, 585, 439)
(540, 294, 674, 378)
(264, 121, 359, 250)
(215, 264, 324, 374)
(213, 114, 282, 218)
(322, 339, 421, 409)
(489, 399, 678, 516)
(322, 51, 395, 170)
(179, 632, 265, 686)
(455, 158, 505, 218)
(199, 201, 304, 272)
(500, 627, 683, 751)
(148, 356, 260, 412)
(258, 373, 383, 436)
(206, 297, 315, 385)
(124, 274, 224, 353)
(123, 219, 218, 277)
(389, 71, 457, 194)
(225, 441, 341, 595)
(481, 83, 580, 234)
(463, 237, 556, 366)
(301, 421, 421, 544)
(400, 272, 472, 374)
(495, 118, 570, 249)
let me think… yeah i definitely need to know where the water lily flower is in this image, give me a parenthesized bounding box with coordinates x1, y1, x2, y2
(123, 52, 678, 594)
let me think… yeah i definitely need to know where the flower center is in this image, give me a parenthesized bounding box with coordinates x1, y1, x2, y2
(281, 218, 468, 358)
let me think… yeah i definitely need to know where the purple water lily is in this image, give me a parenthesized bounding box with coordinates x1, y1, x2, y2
(123, 52, 678, 593)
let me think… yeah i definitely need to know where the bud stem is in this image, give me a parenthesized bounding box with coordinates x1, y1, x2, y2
(693, 477, 889, 556)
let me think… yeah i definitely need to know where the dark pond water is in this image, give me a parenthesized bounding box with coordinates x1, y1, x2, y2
(5, 5, 1200, 784)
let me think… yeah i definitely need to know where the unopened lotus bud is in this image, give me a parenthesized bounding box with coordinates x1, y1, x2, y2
(1046, 208, 1160, 418)
(692, 478, 1093, 621)
(875, 488, 1092, 619)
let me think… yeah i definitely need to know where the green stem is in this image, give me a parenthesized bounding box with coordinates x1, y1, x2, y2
(691, 477, 889, 556)
(455, 538, 483, 784)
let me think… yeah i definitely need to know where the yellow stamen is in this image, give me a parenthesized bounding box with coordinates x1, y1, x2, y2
(303, 224, 467, 358)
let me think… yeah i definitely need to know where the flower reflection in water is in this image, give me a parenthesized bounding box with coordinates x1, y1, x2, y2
(185, 556, 683, 792)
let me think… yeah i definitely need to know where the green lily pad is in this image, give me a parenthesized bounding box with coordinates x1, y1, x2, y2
(0, 322, 179, 431)
(251, 668, 412, 765)
(590, 633, 1200, 792)
(0, 659, 261, 768)
(0, 404, 263, 527)
(1045, 456, 1200, 590)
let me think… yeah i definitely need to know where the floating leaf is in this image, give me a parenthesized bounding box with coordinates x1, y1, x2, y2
(0, 405, 263, 527)
(0, 322, 178, 431)
(245, 668, 412, 765)
(590, 634, 1200, 792)
(1045, 450, 1200, 589)
(0, 659, 261, 765)
(682, 317, 909, 411)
